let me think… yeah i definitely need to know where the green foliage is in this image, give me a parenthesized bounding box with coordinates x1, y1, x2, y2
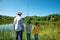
(24, 14, 60, 25)
(0, 22, 60, 40)
(0, 29, 15, 40)
(0, 14, 60, 24)
(0, 14, 60, 40)
(0, 15, 14, 25)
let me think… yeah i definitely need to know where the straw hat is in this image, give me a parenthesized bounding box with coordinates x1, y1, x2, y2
(17, 12, 22, 15)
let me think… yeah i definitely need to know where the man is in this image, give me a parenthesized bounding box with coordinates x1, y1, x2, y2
(13, 12, 24, 40)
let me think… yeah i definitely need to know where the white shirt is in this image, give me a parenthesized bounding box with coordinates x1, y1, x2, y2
(13, 15, 23, 31)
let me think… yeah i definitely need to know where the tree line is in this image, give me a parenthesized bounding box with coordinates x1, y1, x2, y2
(0, 15, 14, 25)
(24, 14, 60, 24)
(0, 14, 60, 25)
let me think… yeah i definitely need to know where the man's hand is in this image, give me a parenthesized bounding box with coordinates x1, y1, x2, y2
(22, 25, 24, 31)
(14, 28, 15, 31)
(13, 25, 15, 31)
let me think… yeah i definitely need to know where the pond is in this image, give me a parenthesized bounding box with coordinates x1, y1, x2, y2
(0, 24, 13, 30)
(0, 24, 34, 31)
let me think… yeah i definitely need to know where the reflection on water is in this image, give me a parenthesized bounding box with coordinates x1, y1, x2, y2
(0, 24, 13, 30)
(0, 22, 59, 31)
(0, 24, 27, 31)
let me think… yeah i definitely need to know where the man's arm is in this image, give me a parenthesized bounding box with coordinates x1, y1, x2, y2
(21, 18, 24, 31)
(13, 17, 17, 31)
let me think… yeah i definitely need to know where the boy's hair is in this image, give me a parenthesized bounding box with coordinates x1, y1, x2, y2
(28, 19, 31, 24)
(35, 22, 40, 27)
(35, 22, 38, 25)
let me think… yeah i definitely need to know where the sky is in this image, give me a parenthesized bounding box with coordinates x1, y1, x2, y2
(0, 0, 60, 17)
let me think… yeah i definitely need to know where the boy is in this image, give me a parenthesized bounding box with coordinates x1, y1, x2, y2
(26, 20, 32, 40)
(34, 22, 39, 40)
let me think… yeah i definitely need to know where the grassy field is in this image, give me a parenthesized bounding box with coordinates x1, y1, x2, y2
(0, 22, 60, 40)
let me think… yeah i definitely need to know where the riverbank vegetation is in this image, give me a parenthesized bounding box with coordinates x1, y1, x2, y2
(0, 14, 60, 24)
(0, 14, 60, 40)
(0, 22, 60, 40)
(0, 15, 14, 25)
(24, 14, 60, 24)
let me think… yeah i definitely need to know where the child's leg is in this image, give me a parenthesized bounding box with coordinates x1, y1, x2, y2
(34, 34, 38, 40)
(27, 33, 31, 40)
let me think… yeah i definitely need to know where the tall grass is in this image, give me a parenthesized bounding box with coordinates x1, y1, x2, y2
(0, 22, 60, 40)
(0, 29, 15, 40)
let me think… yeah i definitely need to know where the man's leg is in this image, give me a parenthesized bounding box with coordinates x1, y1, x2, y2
(16, 31, 19, 40)
(20, 30, 23, 40)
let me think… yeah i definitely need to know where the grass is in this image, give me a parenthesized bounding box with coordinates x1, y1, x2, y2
(0, 29, 15, 40)
(0, 22, 60, 40)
